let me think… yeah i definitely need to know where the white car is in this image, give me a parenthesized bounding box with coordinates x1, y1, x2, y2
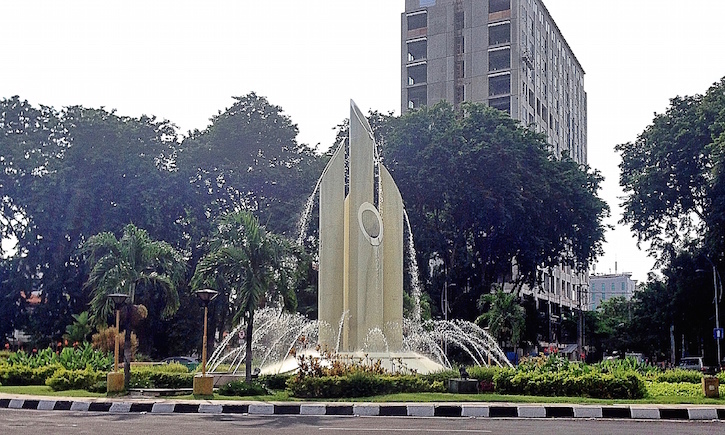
(678, 357, 705, 371)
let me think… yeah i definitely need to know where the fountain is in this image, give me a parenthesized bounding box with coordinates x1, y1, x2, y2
(207, 101, 512, 375)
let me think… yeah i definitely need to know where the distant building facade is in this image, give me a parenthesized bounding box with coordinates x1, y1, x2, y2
(401, 0, 588, 344)
(589, 273, 637, 311)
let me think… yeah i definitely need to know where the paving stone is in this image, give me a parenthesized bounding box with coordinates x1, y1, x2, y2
(353, 404, 379, 416)
(300, 404, 326, 415)
(461, 405, 489, 417)
(630, 408, 660, 420)
(517, 405, 546, 418)
(407, 405, 434, 417)
(248, 403, 274, 415)
(687, 408, 718, 420)
(572, 406, 602, 418)
(150, 403, 175, 413)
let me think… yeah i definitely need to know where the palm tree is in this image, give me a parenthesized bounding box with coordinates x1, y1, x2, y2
(191, 210, 296, 382)
(83, 224, 185, 389)
(476, 287, 526, 351)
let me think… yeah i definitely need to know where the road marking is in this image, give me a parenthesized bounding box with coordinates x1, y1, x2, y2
(320, 428, 491, 433)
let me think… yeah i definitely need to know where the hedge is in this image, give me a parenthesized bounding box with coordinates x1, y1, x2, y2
(218, 380, 268, 396)
(46, 368, 105, 391)
(288, 372, 444, 398)
(493, 369, 646, 399)
(0, 364, 62, 386)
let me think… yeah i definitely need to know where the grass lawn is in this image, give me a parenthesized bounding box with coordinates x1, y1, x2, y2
(0, 385, 105, 398)
(4, 385, 725, 405)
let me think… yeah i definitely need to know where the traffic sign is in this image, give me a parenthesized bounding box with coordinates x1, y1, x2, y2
(714, 328, 724, 340)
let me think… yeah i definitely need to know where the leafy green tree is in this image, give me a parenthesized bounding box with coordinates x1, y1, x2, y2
(617, 77, 725, 264)
(476, 288, 525, 350)
(381, 101, 608, 320)
(191, 210, 297, 382)
(177, 93, 323, 238)
(82, 224, 186, 388)
(0, 99, 186, 346)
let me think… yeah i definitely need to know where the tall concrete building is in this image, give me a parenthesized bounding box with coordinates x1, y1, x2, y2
(401, 0, 589, 344)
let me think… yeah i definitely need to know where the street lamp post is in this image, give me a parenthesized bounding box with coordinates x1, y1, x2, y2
(705, 258, 723, 367)
(193, 289, 218, 395)
(107, 293, 128, 393)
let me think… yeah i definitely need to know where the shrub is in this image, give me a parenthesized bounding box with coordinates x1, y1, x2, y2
(653, 369, 702, 384)
(260, 373, 293, 390)
(4, 343, 111, 371)
(46, 368, 104, 391)
(91, 326, 138, 359)
(128, 365, 194, 388)
(288, 373, 439, 398)
(218, 380, 268, 396)
(0, 365, 35, 386)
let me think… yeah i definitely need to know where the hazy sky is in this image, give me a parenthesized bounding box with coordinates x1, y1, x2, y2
(2, 0, 725, 283)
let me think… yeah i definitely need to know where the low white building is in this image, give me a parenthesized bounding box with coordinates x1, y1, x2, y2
(589, 273, 636, 310)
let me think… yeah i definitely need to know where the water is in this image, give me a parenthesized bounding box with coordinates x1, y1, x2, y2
(404, 209, 422, 323)
(207, 306, 513, 374)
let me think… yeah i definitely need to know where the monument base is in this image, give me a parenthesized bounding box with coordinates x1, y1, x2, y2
(260, 349, 446, 376)
(193, 374, 214, 396)
(107, 371, 125, 393)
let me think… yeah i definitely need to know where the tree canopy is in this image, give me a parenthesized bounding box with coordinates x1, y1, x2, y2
(381, 102, 608, 320)
(617, 77, 725, 263)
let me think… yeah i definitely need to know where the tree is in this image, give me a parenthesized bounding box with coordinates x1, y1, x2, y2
(191, 210, 297, 382)
(177, 93, 323, 238)
(0, 99, 186, 347)
(82, 224, 186, 389)
(476, 288, 525, 351)
(617, 77, 725, 264)
(381, 101, 608, 320)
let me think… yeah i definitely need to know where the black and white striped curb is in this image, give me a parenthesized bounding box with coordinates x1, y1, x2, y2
(2, 398, 725, 420)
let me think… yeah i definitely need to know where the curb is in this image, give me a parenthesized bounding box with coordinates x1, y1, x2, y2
(2, 398, 725, 420)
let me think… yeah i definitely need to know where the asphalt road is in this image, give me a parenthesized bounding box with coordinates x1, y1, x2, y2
(2, 410, 724, 435)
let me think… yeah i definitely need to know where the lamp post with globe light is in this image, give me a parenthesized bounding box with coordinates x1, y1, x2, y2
(107, 293, 128, 393)
(193, 289, 218, 395)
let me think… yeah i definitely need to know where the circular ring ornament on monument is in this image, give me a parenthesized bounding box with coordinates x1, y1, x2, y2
(358, 202, 384, 246)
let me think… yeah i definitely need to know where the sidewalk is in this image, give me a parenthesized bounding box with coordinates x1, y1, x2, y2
(2, 393, 725, 421)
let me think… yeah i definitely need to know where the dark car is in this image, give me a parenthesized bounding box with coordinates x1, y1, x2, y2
(162, 356, 199, 371)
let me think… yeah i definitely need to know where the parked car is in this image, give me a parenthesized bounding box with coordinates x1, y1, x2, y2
(678, 356, 705, 371)
(162, 356, 199, 371)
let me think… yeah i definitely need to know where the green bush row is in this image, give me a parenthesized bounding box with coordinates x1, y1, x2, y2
(288, 372, 445, 398)
(46, 368, 105, 391)
(493, 369, 646, 399)
(0, 364, 63, 386)
(129, 370, 194, 389)
(218, 380, 268, 396)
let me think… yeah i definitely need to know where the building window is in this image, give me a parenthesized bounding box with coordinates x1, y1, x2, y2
(407, 12, 427, 31)
(489, 96, 510, 114)
(488, 73, 510, 96)
(488, 22, 511, 46)
(455, 60, 465, 79)
(455, 36, 465, 55)
(407, 63, 427, 85)
(455, 85, 465, 105)
(407, 39, 427, 62)
(488, 48, 510, 72)
(489, 0, 510, 14)
(407, 86, 427, 109)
